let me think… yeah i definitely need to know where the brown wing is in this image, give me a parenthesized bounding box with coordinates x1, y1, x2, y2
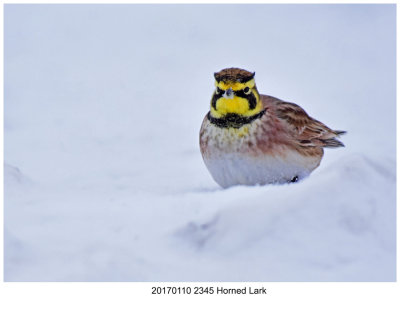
(261, 95, 346, 148)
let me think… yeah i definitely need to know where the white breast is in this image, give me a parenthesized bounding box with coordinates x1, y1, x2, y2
(203, 151, 318, 188)
(200, 119, 321, 188)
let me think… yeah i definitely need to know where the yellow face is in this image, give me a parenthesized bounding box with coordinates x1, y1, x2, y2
(210, 78, 262, 118)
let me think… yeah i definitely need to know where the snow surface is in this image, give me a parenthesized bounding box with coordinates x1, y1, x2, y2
(4, 4, 396, 281)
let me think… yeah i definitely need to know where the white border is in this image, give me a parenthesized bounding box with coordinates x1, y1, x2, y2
(1, 1, 398, 308)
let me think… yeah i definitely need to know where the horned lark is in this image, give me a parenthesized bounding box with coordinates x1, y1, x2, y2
(199, 68, 345, 188)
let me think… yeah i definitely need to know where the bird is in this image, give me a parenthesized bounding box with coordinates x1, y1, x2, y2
(199, 67, 346, 188)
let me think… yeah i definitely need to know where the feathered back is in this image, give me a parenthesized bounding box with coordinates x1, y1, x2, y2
(262, 95, 346, 149)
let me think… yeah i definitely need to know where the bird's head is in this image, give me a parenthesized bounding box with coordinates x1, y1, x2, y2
(210, 68, 262, 119)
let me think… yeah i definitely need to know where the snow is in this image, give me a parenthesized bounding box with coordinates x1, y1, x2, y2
(4, 4, 396, 281)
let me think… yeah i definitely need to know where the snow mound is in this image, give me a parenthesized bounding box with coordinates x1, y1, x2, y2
(4, 163, 31, 186)
(174, 154, 395, 281)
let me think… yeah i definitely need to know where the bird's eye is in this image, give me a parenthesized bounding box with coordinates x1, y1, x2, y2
(216, 87, 222, 95)
(243, 87, 251, 95)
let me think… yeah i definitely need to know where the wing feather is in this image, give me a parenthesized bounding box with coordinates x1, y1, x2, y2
(262, 97, 346, 148)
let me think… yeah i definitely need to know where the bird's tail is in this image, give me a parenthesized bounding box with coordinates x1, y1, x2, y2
(334, 130, 347, 136)
(321, 137, 345, 148)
